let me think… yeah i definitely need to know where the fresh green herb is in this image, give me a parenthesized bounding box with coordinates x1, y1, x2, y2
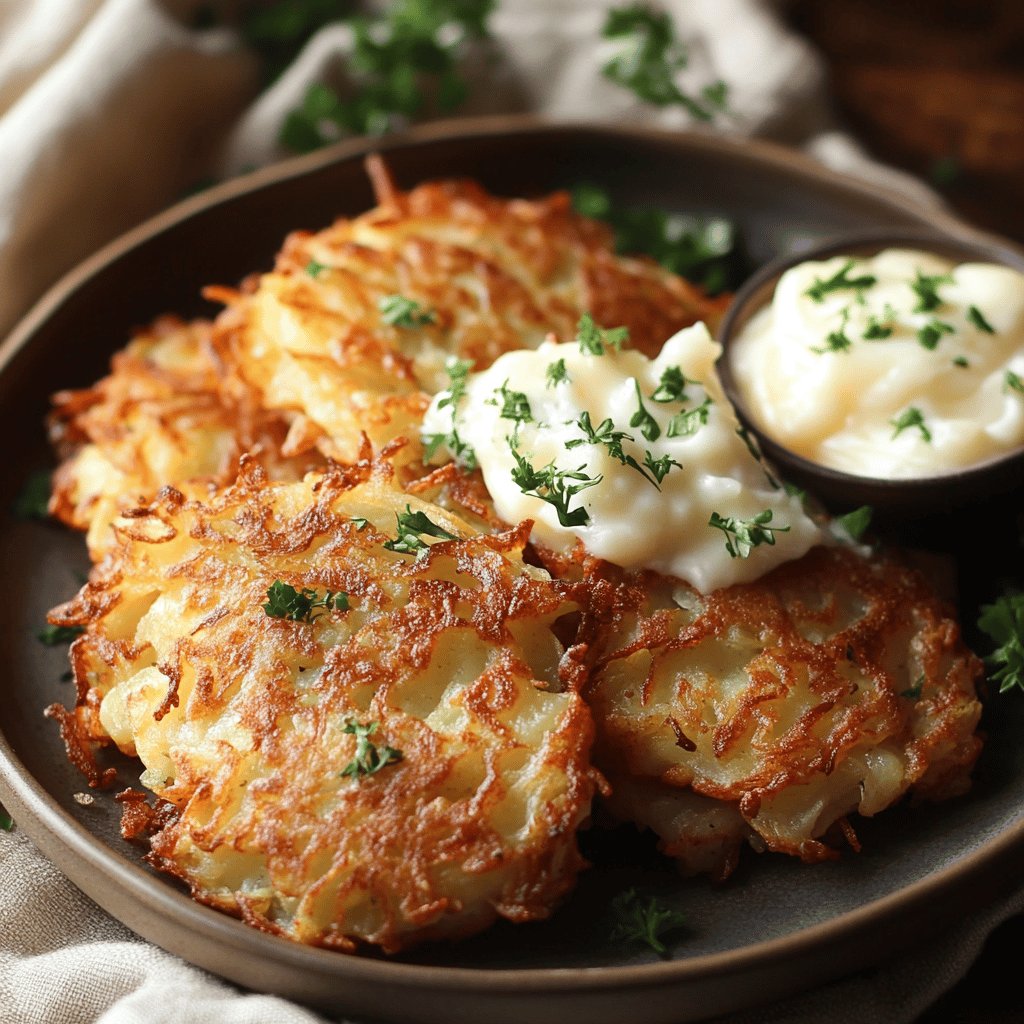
(0, 805, 12, 831)
(546, 359, 569, 388)
(783, 481, 807, 503)
(708, 509, 789, 559)
(576, 313, 629, 356)
(609, 888, 686, 956)
(436, 357, 473, 411)
(629, 380, 661, 441)
(805, 259, 877, 303)
(489, 380, 533, 424)
(264, 581, 349, 622)
(305, 258, 328, 278)
(643, 450, 681, 484)
(666, 397, 713, 438)
(863, 303, 899, 340)
(350, 516, 370, 530)
(566, 412, 660, 488)
(900, 675, 925, 701)
(340, 720, 403, 778)
(13, 470, 51, 521)
(811, 307, 853, 354)
(422, 428, 478, 471)
(967, 305, 996, 334)
(570, 183, 741, 295)
(650, 366, 696, 404)
(601, 4, 727, 122)
(835, 505, 873, 542)
(509, 445, 600, 528)
(917, 318, 955, 351)
(909, 270, 953, 313)
(37, 624, 84, 646)
(279, 0, 494, 152)
(952, 356, 970, 368)
(384, 504, 458, 555)
(890, 407, 931, 443)
(1005, 371, 1024, 395)
(379, 293, 436, 328)
(979, 594, 1024, 694)
(242, 0, 351, 85)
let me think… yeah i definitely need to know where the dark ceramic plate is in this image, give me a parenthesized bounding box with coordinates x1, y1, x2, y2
(2, 119, 1023, 1024)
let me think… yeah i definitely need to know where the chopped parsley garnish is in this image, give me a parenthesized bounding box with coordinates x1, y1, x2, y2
(643, 450, 682, 484)
(952, 356, 970, 368)
(340, 721, 403, 778)
(900, 675, 925, 701)
(436, 357, 473, 411)
(708, 509, 789, 559)
(909, 270, 953, 313)
(13, 470, 51, 520)
(279, 0, 493, 152)
(811, 307, 853, 354)
(570, 184, 741, 296)
(509, 445, 600, 528)
(805, 259, 877, 303)
(379, 294, 436, 328)
(384, 504, 458, 555)
(600, 4, 727, 122)
(890, 407, 931, 442)
(576, 313, 629, 356)
(609, 888, 686, 956)
(917, 318, 954, 351)
(241, 0, 353, 85)
(489, 380, 533, 424)
(863, 303, 899, 341)
(546, 359, 569, 387)
(835, 505, 873, 542)
(666, 397, 713, 438)
(305, 258, 328, 278)
(565, 412, 663, 488)
(967, 305, 996, 334)
(978, 593, 1024, 694)
(650, 365, 695, 403)
(629, 380, 661, 441)
(422, 357, 478, 469)
(0, 805, 12, 831)
(422, 429, 477, 471)
(264, 581, 349, 621)
(1005, 370, 1024, 395)
(37, 624, 84, 646)
(350, 517, 370, 531)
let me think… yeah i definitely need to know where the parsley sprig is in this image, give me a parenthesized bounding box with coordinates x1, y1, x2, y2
(384, 504, 458, 555)
(811, 307, 853, 354)
(967, 305, 996, 334)
(546, 359, 569, 387)
(37, 624, 84, 646)
(340, 720, 403, 778)
(978, 594, 1024, 694)
(264, 581, 349, 621)
(609, 888, 686, 956)
(917, 318, 955, 351)
(509, 445, 600, 528)
(666, 396, 713, 438)
(379, 294, 436, 328)
(279, 0, 494, 152)
(566, 411, 673, 489)
(629, 380, 661, 441)
(805, 260, 877, 303)
(576, 313, 629, 356)
(890, 407, 932, 442)
(650, 365, 696, 403)
(708, 509, 789, 559)
(600, 4, 727, 122)
(909, 270, 952, 313)
(422, 357, 478, 470)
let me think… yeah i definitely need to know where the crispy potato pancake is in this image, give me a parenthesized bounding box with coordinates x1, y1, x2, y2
(49, 316, 320, 556)
(213, 161, 728, 463)
(578, 545, 983, 875)
(47, 456, 596, 951)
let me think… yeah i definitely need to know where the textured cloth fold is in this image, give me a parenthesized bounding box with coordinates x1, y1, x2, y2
(0, 2, 992, 1022)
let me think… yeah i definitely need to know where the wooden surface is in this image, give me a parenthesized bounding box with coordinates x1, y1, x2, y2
(787, 0, 1024, 244)
(786, 3, 1024, 1020)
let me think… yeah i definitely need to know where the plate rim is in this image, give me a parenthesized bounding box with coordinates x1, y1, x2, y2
(2, 114, 1021, 1004)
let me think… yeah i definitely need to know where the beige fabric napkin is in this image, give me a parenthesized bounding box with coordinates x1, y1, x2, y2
(0, 2, 995, 1022)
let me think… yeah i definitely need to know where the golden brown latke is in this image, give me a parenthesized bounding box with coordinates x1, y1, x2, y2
(211, 157, 727, 463)
(572, 544, 983, 876)
(46, 454, 597, 952)
(49, 316, 320, 556)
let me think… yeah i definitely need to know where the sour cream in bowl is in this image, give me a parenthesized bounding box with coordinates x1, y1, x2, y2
(718, 232, 1024, 517)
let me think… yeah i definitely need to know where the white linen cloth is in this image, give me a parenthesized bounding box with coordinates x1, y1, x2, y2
(0, 2, 1001, 1022)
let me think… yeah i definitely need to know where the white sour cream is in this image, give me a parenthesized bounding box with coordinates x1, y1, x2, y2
(730, 249, 1024, 478)
(422, 323, 824, 593)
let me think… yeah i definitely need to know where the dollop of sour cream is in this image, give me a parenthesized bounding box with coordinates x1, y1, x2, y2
(422, 322, 824, 593)
(730, 249, 1024, 478)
